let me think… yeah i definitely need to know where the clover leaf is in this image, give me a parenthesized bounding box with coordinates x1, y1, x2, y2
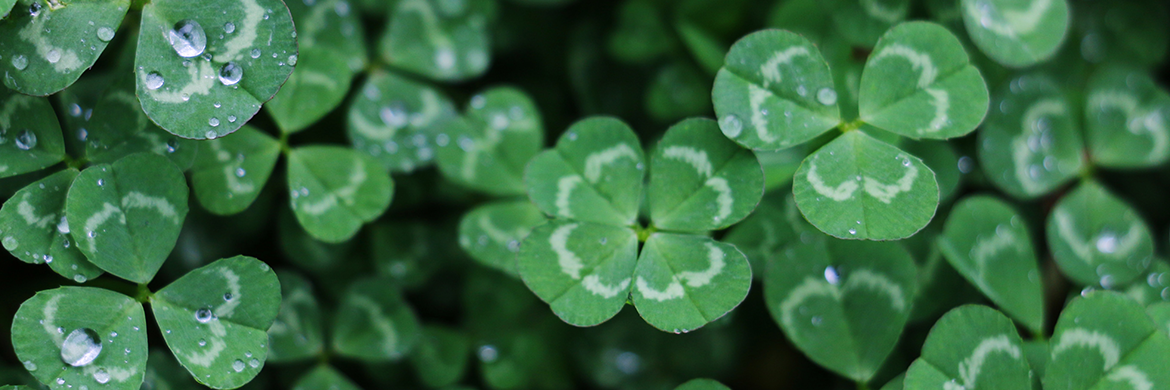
(0, 0, 130, 96)
(0, 87, 66, 179)
(266, 270, 323, 363)
(190, 126, 280, 215)
(331, 277, 422, 361)
(520, 117, 759, 332)
(904, 305, 1032, 390)
(459, 200, 546, 277)
(1044, 292, 1170, 390)
(85, 76, 199, 169)
(287, 146, 393, 243)
(347, 70, 457, 172)
(959, 0, 1070, 67)
(291, 366, 360, 390)
(674, 378, 731, 390)
(1083, 65, 1170, 168)
(1046, 181, 1153, 288)
(436, 86, 544, 196)
(0, 168, 103, 282)
(378, 0, 494, 82)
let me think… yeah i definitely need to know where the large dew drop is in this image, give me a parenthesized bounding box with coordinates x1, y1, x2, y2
(15, 130, 37, 150)
(11, 55, 28, 71)
(167, 20, 207, 58)
(195, 307, 215, 323)
(60, 328, 102, 367)
(96, 27, 116, 42)
(145, 72, 165, 90)
(218, 62, 243, 86)
(719, 115, 743, 138)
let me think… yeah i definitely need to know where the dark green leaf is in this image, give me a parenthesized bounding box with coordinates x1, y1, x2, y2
(904, 305, 1031, 390)
(65, 153, 188, 283)
(410, 325, 470, 387)
(1044, 291, 1170, 390)
(0, 87, 66, 179)
(266, 270, 323, 363)
(0, 169, 103, 282)
(674, 378, 730, 390)
(379, 0, 493, 81)
(347, 71, 457, 172)
(190, 126, 280, 215)
(633, 233, 751, 333)
(459, 200, 546, 277)
(1046, 181, 1153, 287)
(1083, 66, 1170, 168)
(825, 0, 910, 47)
(331, 277, 422, 361)
(436, 86, 544, 196)
(959, 0, 1070, 67)
(0, 0, 130, 95)
(291, 366, 360, 390)
(85, 76, 199, 170)
(287, 146, 394, 243)
(518, 220, 637, 326)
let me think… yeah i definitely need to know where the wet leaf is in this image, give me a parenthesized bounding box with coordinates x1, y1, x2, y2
(436, 86, 543, 196)
(347, 71, 457, 172)
(0, 0, 130, 95)
(410, 325, 471, 388)
(0, 87, 66, 179)
(1046, 181, 1153, 288)
(190, 126, 280, 215)
(459, 200, 546, 277)
(632, 233, 752, 333)
(1083, 66, 1170, 168)
(1044, 291, 1170, 390)
(904, 305, 1031, 390)
(0, 169, 103, 282)
(287, 146, 394, 243)
(85, 76, 199, 170)
(291, 366, 360, 390)
(379, 0, 493, 81)
(266, 270, 323, 363)
(331, 277, 422, 361)
(959, 0, 1070, 67)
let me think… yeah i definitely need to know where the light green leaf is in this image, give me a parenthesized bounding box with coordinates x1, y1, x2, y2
(85, 76, 199, 170)
(347, 71, 457, 172)
(978, 74, 1083, 199)
(1119, 260, 1170, 306)
(712, 29, 841, 150)
(287, 146, 394, 243)
(1044, 291, 1170, 390)
(265, 0, 367, 133)
(459, 200, 546, 277)
(633, 233, 751, 333)
(410, 325, 470, 388)
(792, 130, 939, 240)
(65, 153, 188, 283)
(0, 0, 130, 96)
(960, 0, 1069, 67)
(0, 169, 103, 282)
(901, 140, 961, 202)
(0, 88, 66, 179)
(649, 118, 763, 232)
(764, 236, 917, 381)
(1083, 66, 1170, 168)
(291, 366, 360, 390)
(524, 117, 644, 226)
(331, 277, 422, 361)
(938, 196, 1044, 334)
(904, 305, 1032, 390)
(1046, 181, 1153, 288)
(379, 0, 492, 82)
(1148, 303, 1170, 337)
(11, 287, 147, 390)
(1, 0, 15, 18)
(151, 256, 279, 389)
(266, 270, 323, 363)
(436, 87, 543, 196)
(190, 126, 280, 215)
(881, 374, 905, 390)
(674, 378, 730, 390)
(859, 21, 989, 140)
(517, 220, 637, 326)
(825, 0, 910, 47)
(136, 0, 297, 139)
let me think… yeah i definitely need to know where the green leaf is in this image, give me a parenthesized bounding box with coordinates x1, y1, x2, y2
(723, 194, 809, 278)
(904, 305, 1032, 390)
(331, 277, 422, 361)
(959, 0, 1070, 67)
(517, 220, 637, 326)
(1, 0, 15, 18)
(277, 208, 353, 272)
(978, 74, 1083, 199)
(674, 378, 730, 390)
(264, 0, 367, 133)
(0, 169, 103, 282)
(859, 21, 989, 140)
(266, 270, 323, 363)
(646, 62, 714, 123)
(711, 29, 841, 150)
(347, 71, 457, 172)
(410, 325, 471, 388)
(135, 0, 297, 139)
(824, 0, 910, 47)
(287, 146, 394, 243)
(1148, 303, 1170, 337)
(524, 117, 644, 226)
(937, 196, 1045, 334)
(379, 0, 492, 82)
(85, 76, 199, 170)
(0, 88, 66, 179)
(1046, 181, 1153, 287)
(1044, 291, 1170, 390)
(607, 0, 675, 64)
(674, 20, 726, 76)
(1119, 260, 1170, 306)
(633, 233, 751, 333)
(369, 221, 444, 288)
(459, 200, 546, 277)
(1083, 66, 1170, 168)
(1074, 0, 1169, 67)
(291, 366, 360, 390)
(436, 87, 544, 196)
(901, 140, 961, 202)
(757, 147, 808, 190)
(141, 348, 202, 390)
(881, 374, 905, 390)
(792, 130, 939, 240)
(151, 256, 279, 389)
(11, 286, 147, 390)
(764, 236, 917, 381)
(65, 153, 188, 283)
(190, 126, 280, 215)
(649, 118, 763, 232)
(0, 0, 130, 96)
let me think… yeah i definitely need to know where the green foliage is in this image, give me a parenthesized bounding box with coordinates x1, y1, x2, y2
(4, 0, 1170, 389)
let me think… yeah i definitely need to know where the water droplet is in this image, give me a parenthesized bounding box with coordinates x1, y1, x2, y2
(901, 157, 911, 167)
(224, 22, 236, 34)
(22, 360, 36, 371)
(719, 115, 743, 138)
(235, 167, 246, 177)
(250, 48, 261, 59)
(15, 130, 37, 150)
(231, 359, 245, 372)
(96, 27, 115, 42)
(1096, 232, 1118, 254)
(12, 55, 28, 70)
(205, 130, 217, 139)
(823, 266, 840, 285)
(168, 20, 207, 58)
(28, 2, 41, 16)
(223, 292, 233, 301)
(228, 115, 237, 123)
(166, 138, 179, 153)
(816, 88, 837, 105)
(73, 274, 87, 283)
(848, 228, 857, 235)
(145, 71, 164, 90)
(957, 156, 973, 173)
(195, 307, 215, 323)
(2, 236, 18, 251)
(379, 103, 409, 128)
(198, 339, 207, 347)
(287, 54, 297, 66)
(248, 358, 260, 368)
(435, 48, 456, 70)
(96, 179, 104, 187)
(93, 369, 110, 384)
(477, 345, 498, 362)
(218, 62, 243, 85)
(209, 117, 220, 127)
(470, 95, 486, 109)
(60, 328, 102, 367)
(45, 49, 62, 64)
(57, 378, 65, 385)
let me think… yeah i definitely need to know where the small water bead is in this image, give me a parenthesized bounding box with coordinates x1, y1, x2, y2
(93, 368, 110, 384)
(250, 48, 262, 59)
(57, 378, 65, 385)
(232, 360, 246, 372)
(23, 360, 36, 371)
(719, 115, 743, 138)
(12, 55, 28, 70)
(168, 20, 207, 58)
(46, 49, 62, 64)
(848, 228, 857, 235)
(166, 138, 179, 153)
(206, 130, 218, 139)
(224, 292, 233, 301)
(15, 130, 37, 150)
(235, 167, 246, 177)
(823, 266, 840, 285)
(28, 1, 41, 16)
(248, 358, 260, 368)
(2, 236, 18, 251)
(209, 117, 220, 127)
(224, 22, 236, 34)
(198, 339, 207, 347)
(74, 274, 87, 283)
(477, 345, 499, 362)
(288, 54, 298, 66)
(380, 103, 409, 128)
(195, 307, 215, 323)
(218, 62, 243, 86)
(816, 88, 837, 105)
(228, 115, 237, 123)
(94, 26, 116, 42)
(470, 95, 486, 109)
(60, 328, 102, 367)
(96, 179, 104, 187)
(1096, 232, 1118, 254)
(145, 72, 165, 90)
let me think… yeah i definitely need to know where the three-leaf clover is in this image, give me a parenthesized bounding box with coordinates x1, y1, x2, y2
(904, 305, 1033, 390)
(712, 21, 989, 240)
(1044, 292, 1170, 390)
(519, 117, 762, 332)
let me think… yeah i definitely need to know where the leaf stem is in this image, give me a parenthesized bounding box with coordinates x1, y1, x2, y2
(856, 381, 871, 390)
(634, 224, 657, 242)
(279, 132, 292, 156)
(838, 119, 866, 134)
(135, 283, 154, 303)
